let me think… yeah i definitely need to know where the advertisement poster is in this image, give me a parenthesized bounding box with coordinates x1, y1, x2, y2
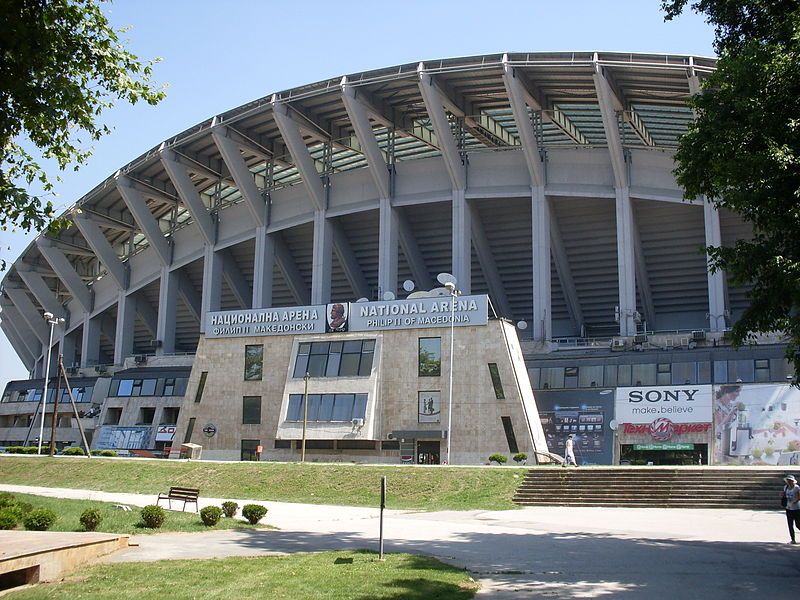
(615, 385, 712, 424)
(94, 426, 152, 450)
(535, 389, 614, 465)
(713, 384, 800, 465)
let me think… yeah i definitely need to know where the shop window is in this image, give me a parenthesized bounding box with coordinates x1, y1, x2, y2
(671, 362, 697, 385)
(137, 407, 156, 425)
(419, 338, 442, 377)
(242, 396, 261, 424)
(579, 365, 604, 388)
(293, 340, 375, 378)
(500, 416, 519, 454)
(183, 418, 196, 443)
(487, 363, 505, 399)
(241, 439, 260, 461)
(244, 345, 264, 381)
(287, 393, 367, 422)
(194, 372, 208, 403)
(104, 407, 122, 425)
(337, 440, 376, 450)
(729, 360, 755, 383)
(305, 440, 334, 449)
(631, 364, 656, 386)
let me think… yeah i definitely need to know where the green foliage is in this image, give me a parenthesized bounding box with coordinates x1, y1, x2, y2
(512, 453, 528, 463)
(662, 1, 800, 379)
(241, 504, 268, 525)
(23, 508, 57, 531)
(488, 453, 508, 465)
(4, 445, 49, 454)
(90, 449, 118, 457)
(0, 508, 20, 530)
(200, 505, 223, 526)
(221, 501, 238, 518)
(0, 492, 18, 509)
(63, 446, 86, 456)
(140, 505, 165, 529)
(0, 0, 165, 265)
(80, 508, 103, 531)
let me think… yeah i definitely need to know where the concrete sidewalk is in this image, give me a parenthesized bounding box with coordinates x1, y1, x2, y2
(2, 484, 797, 599)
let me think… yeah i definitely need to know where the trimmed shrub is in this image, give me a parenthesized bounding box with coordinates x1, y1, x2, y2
(80, 508, 103, 531)
(5, 446, 49, 454)
(241, 504, 268, 525)
(221, 501, 238, 518)
(512, 453, 528, 464)
(23, 508, 57, 531)
(62, 447, 86, 456)
(99, 450, 117, 457)
(0, 508, 21, 530)
(488, 453, 508, 465)
(140, 505, 166, 529)
(200, 506, 223, 526)
(0, 492, 17, 509)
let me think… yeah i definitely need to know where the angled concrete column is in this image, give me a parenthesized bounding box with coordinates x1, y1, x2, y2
(16, 269, 67, 321)
(157, 266, 178, 354)
(1, 320, 36, 370)
(73, 213, 129, 291)
(59, 332, 77, 367)
(200, 246, 222, 333)
(704, 197, 728, 331)
(615, 187, 637, 336)
(1, 302, 41, 364)
(35, 239, 93, 313)
(81, 313, 101, 367)
(253, 226, 275, 309)
(451, 189, 471, 294)
(311, 210, 333, 304)
(5, 286, 49, 345)
(114, 291, 136, 365)
(378, 196, 398, 299)
(532, 186, 552, 340)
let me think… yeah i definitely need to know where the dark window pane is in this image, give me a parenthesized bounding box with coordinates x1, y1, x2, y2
(293, 354, 309, 378)
(287, 395, 303, 421)
(298, 342, 311, 355)
(362, 339, 375, 352)
(332, 394, 354, 421)
(488, 363, 505, 399)
(163, 378, 176, 396)
(698, 361, 712, 384)
(310, 342, 329, 354)
(501, 416, 519, 454)
(242, 396, 261, 424)
(194, 372, 208, 403)
(140, 379, 157, 396)
(274, 439, 291, 449)
(419, 338, 441, 376)
(319, 394, 335, 421)
(358, 353, 373, 376)
(183, 417, 196, 443)
(714, 361, 728, 383)
(343, 340, 362, 353)
(307, 394, 321, 421)
(244, 345, 264, 380)
(241, 439, 260, 461)
(329, 341, 343, 353)
(339, 353, 360, 376)
(326, 352, 341, 377)
(353, 394, 368, 419)
(307, 354, 327, 377)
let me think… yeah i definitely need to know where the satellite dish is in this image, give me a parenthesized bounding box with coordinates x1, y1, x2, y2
(356, 297, 369, 303)
(436, 272, 457, 286)
(430, 287, 451, 297)
(402, 280, 415, 292)
(517, 320, 528, 330)
(382, 291, 395, 301)
(609, 419, 618, 430)
(406, 291, 431, 299)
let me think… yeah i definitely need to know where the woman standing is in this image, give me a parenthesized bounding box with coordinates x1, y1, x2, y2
(783, 475, 800, 544)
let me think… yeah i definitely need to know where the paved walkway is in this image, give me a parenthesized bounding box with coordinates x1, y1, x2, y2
(2, 484, 798, 599)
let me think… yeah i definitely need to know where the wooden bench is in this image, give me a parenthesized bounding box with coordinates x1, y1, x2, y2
(156, 486, 200, 512)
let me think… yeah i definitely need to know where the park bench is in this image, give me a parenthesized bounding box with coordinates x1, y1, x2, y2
(156, 486, 200, 512)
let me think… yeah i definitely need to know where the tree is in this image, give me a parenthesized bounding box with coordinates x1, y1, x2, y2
(0, 0, 164, 262)
(663, 1, 800, 379)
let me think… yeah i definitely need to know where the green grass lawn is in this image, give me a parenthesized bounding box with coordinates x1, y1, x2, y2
(0, 456, 528, 510)
(4, 551, 478, 600)
(2, 492, 265, 535)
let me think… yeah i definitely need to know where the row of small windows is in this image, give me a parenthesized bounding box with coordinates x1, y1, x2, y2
(110, 377, 187, 397)
(286, 393, 368, 422)
(292, 341, 375, 379)
(240, 438, 417, 460)
(2, 386, 93, 404)
(529, 358, 791, 390)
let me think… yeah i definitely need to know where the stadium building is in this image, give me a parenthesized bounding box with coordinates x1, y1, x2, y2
(1, 52, 796, 466)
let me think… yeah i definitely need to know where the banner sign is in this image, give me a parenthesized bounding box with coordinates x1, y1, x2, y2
(615, 385, 712, 425)
(206, 295, 489, 338)
(633, 443, 694, 451)
(155, 425, 176, 442)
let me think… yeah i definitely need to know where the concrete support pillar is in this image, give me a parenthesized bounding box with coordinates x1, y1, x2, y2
(377, 196, 399, 299)
(451, 189, 471, 294)
(532, 185, 552, 341)
(80, 313, 101, 367)
(200, 246, 222, 333)
(252, 226, 275, 309)
(33, 356, 44, 378)
(157, 267, 178, 354)
(703, 197, 728, 331)
(114, 291, 136, 365)
(311, 209, 333, 304)
(615, 186, 637, 336)
(60, 332, 77, 367)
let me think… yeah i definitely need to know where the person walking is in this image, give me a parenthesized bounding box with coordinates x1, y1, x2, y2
(564, 434, 578, 467)
(782, 474, 800, 544)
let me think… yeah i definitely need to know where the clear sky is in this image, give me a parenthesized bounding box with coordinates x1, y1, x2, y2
(0, 0, 716, 390)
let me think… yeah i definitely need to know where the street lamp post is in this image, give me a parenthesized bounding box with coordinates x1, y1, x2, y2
(38, 311, 64, 455)
(301, 371, 310, 463)
(444, 280, 458, 465)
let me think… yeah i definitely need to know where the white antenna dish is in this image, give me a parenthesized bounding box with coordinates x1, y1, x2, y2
(436, 272, 457, 286)
(356, 297, 369, 303)
(406, 291, 431, 299)
(517, 320, 528, 330)
(382, 291, 395, 301)
(430, 287, 451, 297)
(609, 419, 618, 430)
(402, 280, 415, 292)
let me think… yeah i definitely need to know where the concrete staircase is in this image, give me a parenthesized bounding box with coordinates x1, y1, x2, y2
(513, 467, 788, 509)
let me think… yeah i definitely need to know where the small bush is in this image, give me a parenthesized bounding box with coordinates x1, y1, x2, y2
(5, 446, 49, 454)
(62, 447, 86, 456)
(80, 508, 103, 531)
(23, 508, 57, 531)
(221, 501, 238, 518)
(512, 453, 528, 463)
(140, 505, 166, 529)
(200, 506, 223, 526)
(0, 508, 21, 530)
(488, 453, 508, 465)
(0, 492, 17, 509)
(90, 449, 117, 457)
(241, 504, 268, 525)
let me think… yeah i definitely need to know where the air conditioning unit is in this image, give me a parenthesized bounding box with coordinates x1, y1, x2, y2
(611, 338, 626, 349)
(95, 364, 107, 374)
(692, 330, 706, 341)
(134, 355, 147, 365)
(634, 334, 648, 344)
(664, 338, 674, 350)
(351, 418, 365, 427)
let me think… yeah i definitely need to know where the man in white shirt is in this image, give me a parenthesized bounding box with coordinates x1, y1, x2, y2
(564, 434, 578, 467)
(783, 474, 800, 544)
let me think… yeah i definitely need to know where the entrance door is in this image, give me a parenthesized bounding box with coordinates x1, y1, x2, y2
(417, 441, 440, 465)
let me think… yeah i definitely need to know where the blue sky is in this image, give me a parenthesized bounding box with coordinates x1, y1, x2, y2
(0, 0, 716, 389)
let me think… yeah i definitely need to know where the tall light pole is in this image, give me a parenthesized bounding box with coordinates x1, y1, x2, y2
(38, 311, 65, 455)
(301, 371, 310, 463)
(444, 279, 459, 465)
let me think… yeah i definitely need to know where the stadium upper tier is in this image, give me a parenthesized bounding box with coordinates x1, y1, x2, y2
(1, 51, 733, 373)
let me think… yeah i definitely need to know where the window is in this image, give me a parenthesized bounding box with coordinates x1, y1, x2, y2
(713, 361, 728, 384)
(293, 340, 375, 378)
(419, 338, 441, 376)
(603, 365, 618, 387)
(487, 363, 505, 399)
(381, 440, 400, 451)
(274, 439, 292, 449)
(631, 364, 656, 386)
(194, 372, 208, 403)
(117, 379, 134, 396)
(137, 407, 156, 425)
(163, 378, 176, 396)
(241, 439, 260, 461)
(305, 440, 334, 449)
(104, 408, 122, 425)
(140, 379, 157, 396)
(337, 440, 376, 450)
(161, 407, 180, 425)
(242, 396, 261, 424)
(579, 366, 603, 388)
(729, 360, 755, 383)
(755, 359, 770, 383)
(564, 367, 578, 388)
(540, 368, 565, 390)
(501, 416, 519, 454)
(183, 417, 196, 443)
(657, 363, 671, 386)
(286, 393, 367, 422)
(244, 345, 264, 380)
(672, 362, 697, 385)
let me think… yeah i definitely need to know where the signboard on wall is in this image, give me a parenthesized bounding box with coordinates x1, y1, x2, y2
(615, 386, 712, 425)
(155, 425, 176, 442)
(418, 391, 441, 423)
(94, 426, 152, 450)
(206, 295, 489, 338)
